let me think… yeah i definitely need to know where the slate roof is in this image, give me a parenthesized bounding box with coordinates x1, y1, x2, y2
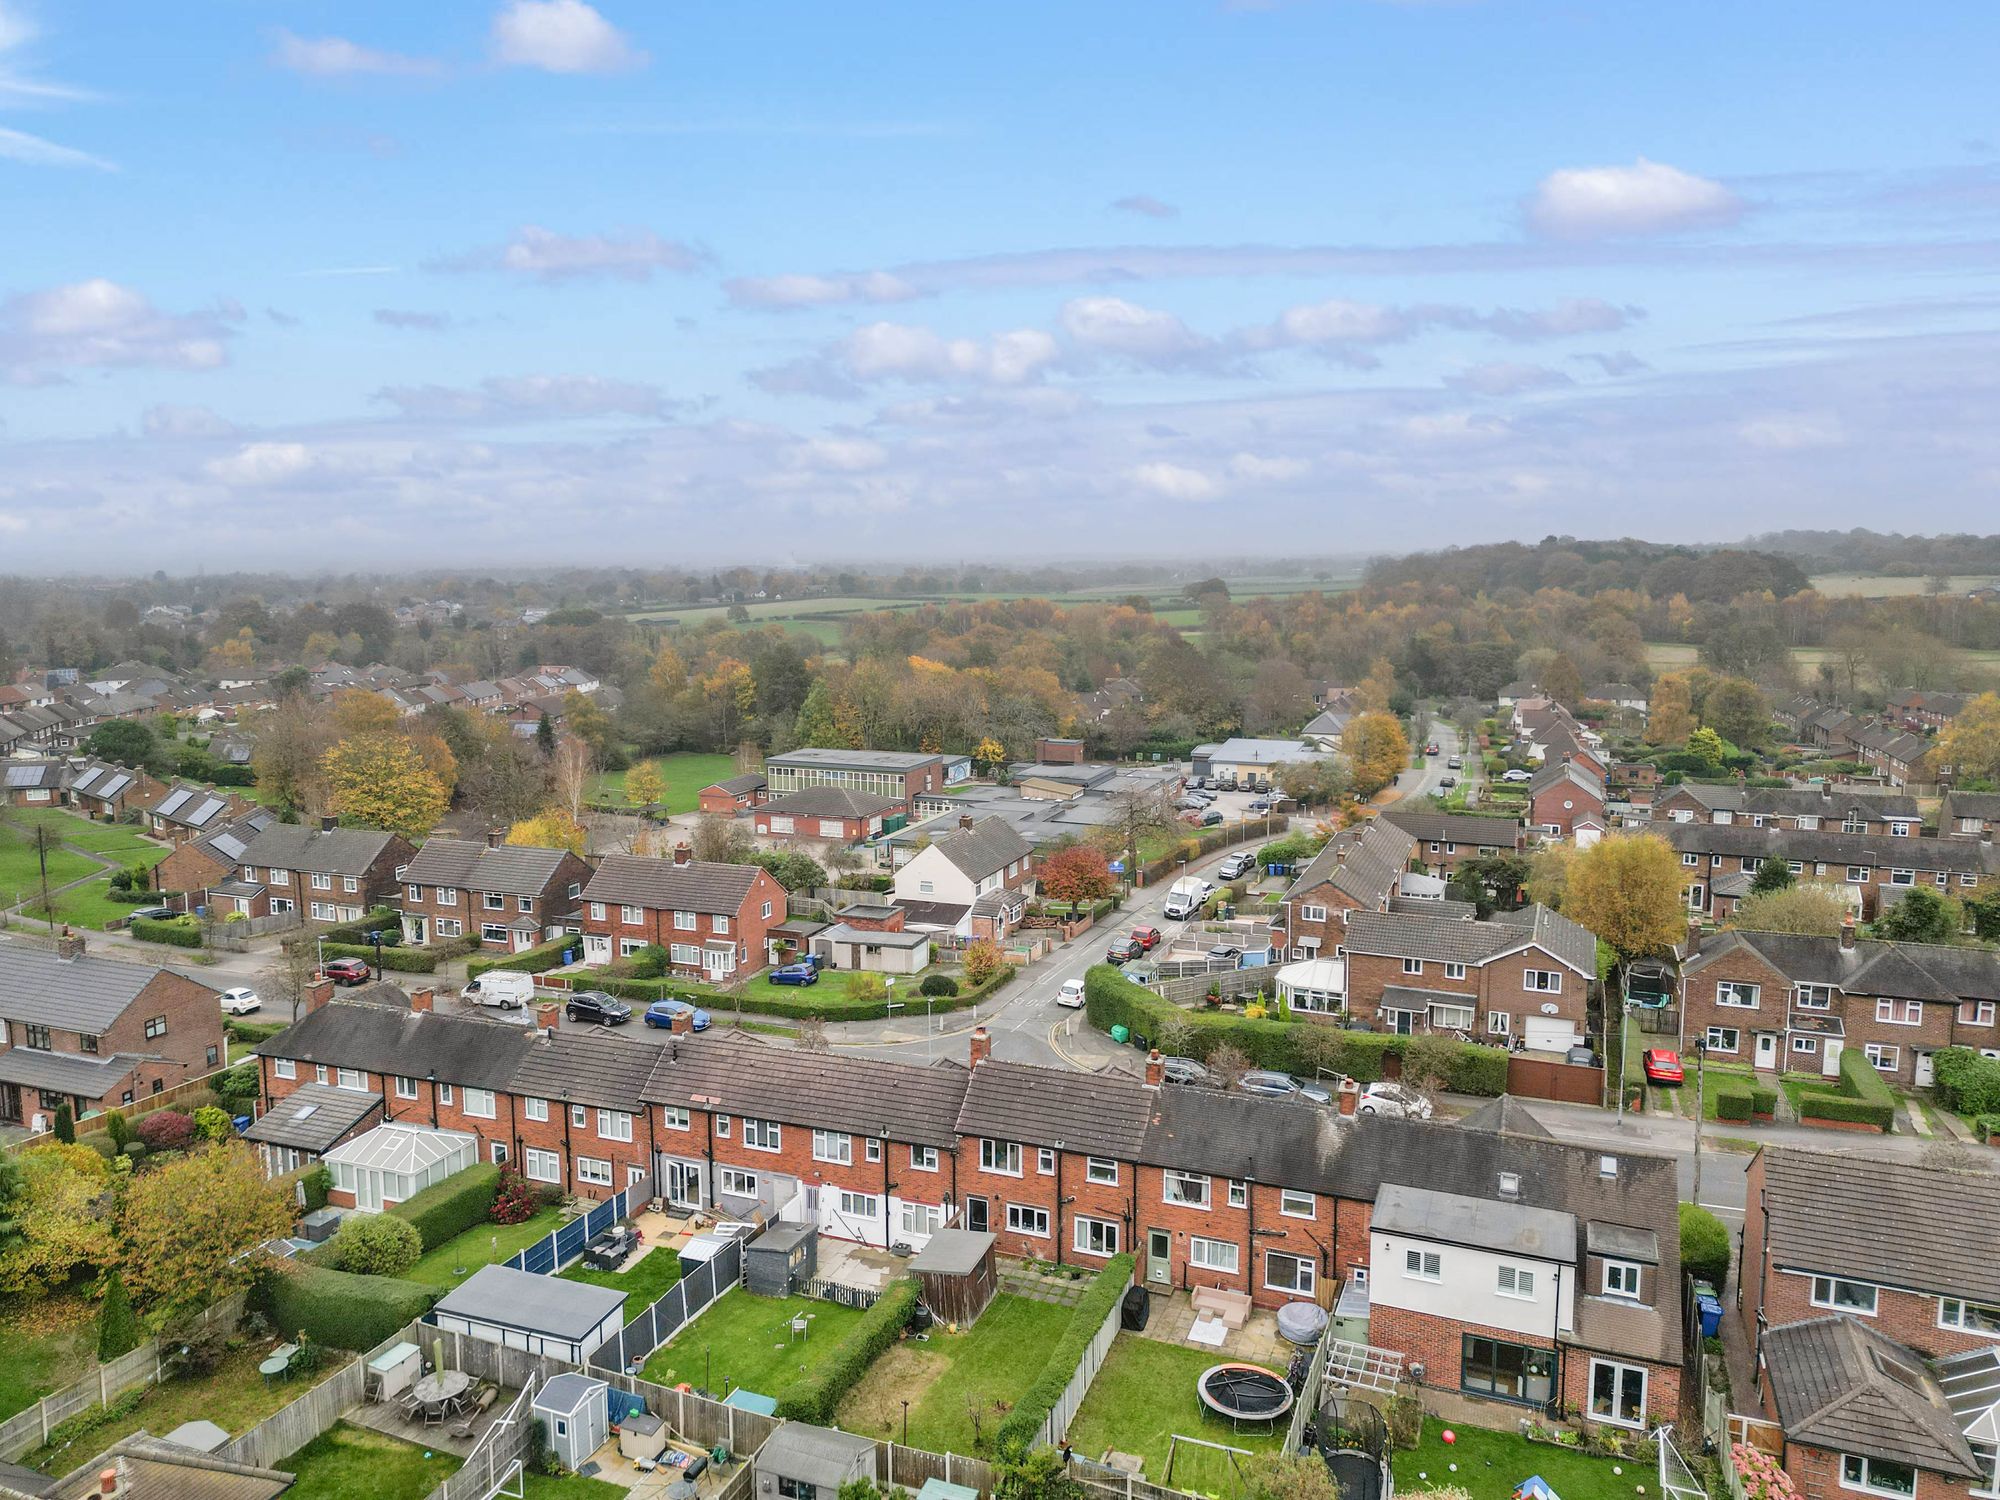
(0, 946, 188, 1031)
(927, 817, 1033, 881)
(254, 1000, 536, 1091)
(1686, 929, 2000, 1003)
(1762, 1316, 1980, 1478)
(707, 772, 767, 795)
(1286, 820, 1416, 912)
(187, 812, 276, 870)
(401, 838, 577, 897)
(1527, 759, 1605, 802)
(581, 854, 763, 915)
(0, 1047, 138, 1097)
(237, 823, 402, 877)
(760, 787, 903, 819)
(1942, 790, 2000, 822)
(511, 1029, 678, 1112)
(1343, 903, 1596, 974)
(1664, 821, 2000, 875)
(1379, 809, 1524, 849)
(1140, 1085, 1345, 1187)
(1755, 1147, 2000, 1305)
(1664, 783, 1920, 821)
(240, 1081, 382, 1153)
(956, 1058, 1152, 1159)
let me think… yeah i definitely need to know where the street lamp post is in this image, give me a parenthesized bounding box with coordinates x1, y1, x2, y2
(1692, 1037, 1709, 1207)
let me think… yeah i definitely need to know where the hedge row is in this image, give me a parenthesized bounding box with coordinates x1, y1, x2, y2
(1934, 1047, 2000, 1117)
(314, 908, 401, 946)
(467, 937, 577, 980)
(1796, 1045, 1897, 1132)
(1081, 965, 1510, 1096)
(1679, 1203, 1731, 1290)
(257, 1262, 437, 1351)
(1711, 1075, 1778, 1122)
(318, 940, 442, 974)
(129, 916, 203, 948)
(995, 1254, 1136, 1459)
(773, 1276, 919, 1424)
(387, 1162, 501, 1250)
(593, 965, 1015, 1023)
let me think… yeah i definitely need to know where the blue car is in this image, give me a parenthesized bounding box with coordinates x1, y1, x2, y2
(769, 962, 820, 987)
(644, 998, 712, 1031)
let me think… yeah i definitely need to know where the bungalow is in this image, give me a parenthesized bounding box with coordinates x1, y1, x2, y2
(697, 772, 768, 814)
(144, 782, 257, 846)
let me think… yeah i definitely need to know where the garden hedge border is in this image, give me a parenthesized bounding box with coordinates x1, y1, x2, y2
(129, 916, 203, 948)
(257, 1262, 437, 1351)
(1934, 1047, 2000, 1117)
(1795, 1045, 1896, 1132)
(1711, 1074, 1778, 1122)
(387, 1162, 501, 1250)
(1679, 1203, 1731, 1291)
(773, 1276, 919, 1424)
(593, 965, 1015, 1023)
(317, 940, 442, 974)
(467, 937, 577, 980)
(995, 1254, 1136, 1459)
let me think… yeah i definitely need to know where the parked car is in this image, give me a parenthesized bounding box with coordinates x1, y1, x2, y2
(1239, 1070, 1335, 1105)
(1424, 744, 1441, 756)
(128, 905, 177, 921)
(566, 990, 633, 1026)
(1056, 979, 1086, 1010)
(1438, 776, 1457, 789)
(1130, 925, 1162, 950)
(644, 998, 712, 1031)
(1161, 1056, 1213, 1087)
(1106, 935, 1141, 963)
(1565, 1044, 1602, 1068)
(1501, 768, 1533, 783)
(219, 986, 261, 1016)
(1247, 800, 1270, 815)
(1642, 1048, 1685, 1085)
(1217, 852, 1254, 880)
(768, 962, 820, 987)
(1356, 1081, 1433, 1120)
(1174, 797, 1203, 811)
(1446, 756, 1462, 769)
(1201, 809, 1224, 827)
(322, 958, 371, 986)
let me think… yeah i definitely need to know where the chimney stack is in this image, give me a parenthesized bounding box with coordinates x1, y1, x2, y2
(486, 828, 502, 849)
(304, 977, 335, 1014)
(537, 1001, 561, 1032)
(1686, 914, 1703, 952)
(55, 930, 85, 963)
(968, 1025, 992, 1067)
(1337, 1076, 1360, 1116)
(669, 1007, 694, 1035)
(672, 841, 692, 867)
(1840, 914, 1857, 950)
(1144, 1050, 1164, 1089)
(98, 1468, 119, 1498)
(320, 815, 337, 833)
(409, 986, 434, 1014)
(958, 813, 975, 831)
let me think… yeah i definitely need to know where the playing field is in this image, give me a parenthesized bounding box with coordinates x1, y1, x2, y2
(1808, 572, 2000, 597)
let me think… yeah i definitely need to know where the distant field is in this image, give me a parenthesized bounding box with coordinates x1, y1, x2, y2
(1647, 641, 2000, 672)
(1809, 572, 2000, 598)
(589, 751, 741, 812)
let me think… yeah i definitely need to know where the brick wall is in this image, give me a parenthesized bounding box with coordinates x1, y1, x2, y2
(1785, 1443, 1973, 1500)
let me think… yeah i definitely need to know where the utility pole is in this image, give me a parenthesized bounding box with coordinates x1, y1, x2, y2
(1692, 1038, 1708, 1207)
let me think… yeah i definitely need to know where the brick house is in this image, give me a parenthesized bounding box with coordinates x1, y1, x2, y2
(1341, 904, 1598, 1052)
(1527, 758, 1606, 840)
(0, 940, 227, 1127)
(1677, 923, 2000, 1086)
(696, 773, 767, 814)
(143, 782, 259, 847)
(213, 819, 415, 924)
(578, 846, 786, 980)
(1653, 783, 1922, 835)
(1, 760, 68, 807)
(153, 811, 274, 907)
(1605, 759, 1660, 807)
(1378, 809, 1525, 877)
(1277, 820, 1416, 962)
(890, 815, 1035, 918)
(1940, 790, 2000, 841)
(1888, 689, 1971, 734)
(764, 748, 947, 802)
(753, 787, 902, 845)
(1665, 822, 2000, 920)
(1844, 720, 1934, 786)
(397, 835, 592, 951)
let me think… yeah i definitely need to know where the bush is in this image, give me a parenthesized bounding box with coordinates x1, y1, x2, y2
(330, 1213, 423, 1276)
(191, 1104, 234, 1142)
(919, 973, 960, 998)
(490, 1165, 540, 1225)
(317, 940, 440, 973)
(963, 939, 1005, 985)
(257, 1263, 437, 1351)
(1713, 1084, 1752, 1123)
(847, 973, 886, 1003)
(1977, 1115, 2000, 1144)
(102, 1109, 131, 1149)
(135, 1110, 195, 1152)
(97, 1270, 139, 1361)
(995, 1254, 1136, 1459)
(625, 944, 670, 980)
(313, 907, 401, 945)
(388, 1162, 501, 1250)
(130, 916, 203, 948)
(301, 1164, 332, 1212)
(1934, 1047, 2000, 1117)
(1796, 1045, 1897, 1132)
(466, 937, 578, 979)
(1680, 1203, 1731, 1290)
(774, 1276, 919, 1424)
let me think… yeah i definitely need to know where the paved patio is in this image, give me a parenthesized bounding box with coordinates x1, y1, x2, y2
(1136, 1289, 1290, 1368)
(817, 1237, 904, 1294)
(574, 1435, 738, 1499)
(344, 1384, 517, 1457)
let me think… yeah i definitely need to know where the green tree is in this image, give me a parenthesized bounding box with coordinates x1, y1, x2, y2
(97, 1269, 140, 1361)
(1680, 1203, 1731, 1289)
(330, 1212, 422, 1277)
(995, 1448, 1079, 1500)
(53, 1103, 74, 1144)
(117, 1143, 291, 1319)
(1685, 725, 1727, 769)
(1873, 886, 1963, 946)
(83, 718, 166, 774)
(535, 713, 557, 755)
(1703, 676, 1771, 749)
(1732, 883, 1851, 937)
(1561, 834, 1687, 960)
(0, 1144, 114, 1297)
(792, 679, 840, 748)
(1749, 856, 1793, 896)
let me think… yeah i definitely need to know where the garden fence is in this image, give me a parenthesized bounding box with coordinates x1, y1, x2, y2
(425, 1374, 543, 1500)
(797, 1277, 879, 1310)
(1031, 1273, 1124, 1452)
(585, 1235, 744, 1376)
(502, 1189, 631, 1276)
(209, 1353, 365, 1471)
(4, 1066, 234, 1153)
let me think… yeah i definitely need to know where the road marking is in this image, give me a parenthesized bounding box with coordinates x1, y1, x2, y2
(1697, 1201, 1745, 1216)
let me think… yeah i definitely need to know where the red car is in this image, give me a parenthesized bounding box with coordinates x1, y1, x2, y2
(1424, 743, 1441, 756)
(1642, 1048, 1684, 1086)
(1130, 925, 1162, 951)
(322, 958, 372, 986)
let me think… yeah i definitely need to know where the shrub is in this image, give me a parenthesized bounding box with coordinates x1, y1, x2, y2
(120, 1140, 147, 1164)
(257, 1262, 437, 1350)
(213, 1063, 263, 1113)
(1680, 1203, 1731, 1289)
(191, 1105, 234, 1142)
(995, 1255, 1136, 1460)
(1934, 1047, 2000, 1117)
(1713, 1084, 1752, 1123)
(490, 1165, 539, 1226)
(919, 973, 960, 998)
(330, 1213, 423, 1277)
(963, 939, 1005, 985)
(97, 1270, 140, 1361)
(300, 1164, 332, 1212)
(625, 944, 669, 980)
(847, 973, 886, 1003)
(1977, 1115, 2000, 1144)
(316, 940, 439, 973)
(135, 1110, 195, 1152)
(388, 1162, 501, 1250)
(1795, 1045, 1897, 1132)
(465, 940, 579, 980)
(130, 916, 202, 948)
(774, 1276, 919, 1424)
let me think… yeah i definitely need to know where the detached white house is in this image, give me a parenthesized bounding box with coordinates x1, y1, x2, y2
(892, 815, 1035, 918)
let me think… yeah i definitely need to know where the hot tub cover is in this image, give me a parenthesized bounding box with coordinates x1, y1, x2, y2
(1277, 1300, 1328, 1345)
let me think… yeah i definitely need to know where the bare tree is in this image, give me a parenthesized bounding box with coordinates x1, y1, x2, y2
(689, 812, 755, 865)
(794, 1015, 829, 1053)
(548, 738, 592, 821)
(1155, 1014, 1194, 1059)
(1099, 786, 1181, 884)
(1206, 1043, 1251, 1091)
(263, 936, 326, 1023)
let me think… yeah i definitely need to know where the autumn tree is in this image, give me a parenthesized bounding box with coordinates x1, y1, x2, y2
(690, 811, 755, 865)
(1561, 835, 1687, 960)
(1095, 786, 1181, 883)
(1541, 653, 1584, 708)
(962, 938, 1005, 985)
(973, 736, 1007, 775)
(0, 1143, 113, 1297)
(507, 807, 589, 856)
(548, 736, 592, 821)
(1646, 673, 1695, 745)
(1704, 677, 1771, 749)
(1937, 691, 2000, 785)
(623, 760, 666, 815)
(321, 735, 450, 839)
(1749, 856, 1793, 895)
(562, 689, 615, 765)
(1731, 883, 1851, 936)
(1355, 657, 1397, 713)
(1274, 757, 1352, 808)
(1344, 711, 1410, 797)
(253, 695, 332, 815)
(1039, 844, 1114, 914)
(118, 1143, 291, 1321)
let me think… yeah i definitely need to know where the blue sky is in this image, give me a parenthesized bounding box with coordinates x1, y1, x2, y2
(3, 0, 1998, 569)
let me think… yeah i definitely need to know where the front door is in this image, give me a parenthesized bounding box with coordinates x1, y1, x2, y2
(1821, 1038, 1844, 1079)
(1754, 1033, 1778, 1071)
(1915, 1049, 1936, 1088)
(0, 1083, 18, 1125)
(965, 1197, 989, 1234)
(1148, 1228, 1173, 1286)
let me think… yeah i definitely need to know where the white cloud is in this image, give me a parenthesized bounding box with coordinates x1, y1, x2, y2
(0, 123, 113, 170)
(1478, 297, 1639, 341)
(1228, 452, 1308, 481)
(374, 374, 671, 422)
(1527, 157, 1744, 240)
(432, 225, 701, 281)
(205, 442, 320, 487)
(1444, 361, 1574, 397)
(1111, 194, 1178, 219)
(1130, 461, 1219, 502)
(0, 7, 110, 165)
(0, 279, 236, 380)
(269, 30, 440, 77)
(725, 270, 920, 309)
(373, 308, 453, 331)
(1061, 296, 1210, 364)
(787, 436, 887, 472)
(491, 0, 646, 74)
(841, 321, 1060, 386)
(1738, 415, 1845, 450)
(142, 403, 237, 439)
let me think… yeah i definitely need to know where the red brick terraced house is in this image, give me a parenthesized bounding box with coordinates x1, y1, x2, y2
(1653, 783, 1922, 836)
(0, 941, 227, 1127)
(397, 836, 592, 952)
(143, 782, 260, 847)
(1526, 758, 1607, 841)
(1665, 822, 2000, 921)
(1277, 820, 1417, 963)
(1676, 924, 2000, 1087)
(578, 847, 786, 980)
(153, 811, 274, 909)
(1378, 809, 1526, 878)
(212, 819, 415, 924)
(1940, 791, 2000, 841)
(752, 787, 902, 845)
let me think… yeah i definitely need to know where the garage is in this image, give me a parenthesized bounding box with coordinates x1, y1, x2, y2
(1524, 1015, 1578, 1053)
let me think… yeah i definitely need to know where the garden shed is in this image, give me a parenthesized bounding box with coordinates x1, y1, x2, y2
(533, 1373, 609, 1473)
(754, 1422, 878, 1500)
(744, 1223, 818, 1298)
(433, 1265, 626, 1363)
(908, 1228, 997, 1328)
(320, 1122, 476, 1213)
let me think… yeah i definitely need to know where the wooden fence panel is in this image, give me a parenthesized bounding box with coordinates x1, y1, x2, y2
(1505, 1054, 1605, 1105)
(881, 1443, 995, 1494)
(212, 1357, 364, 1471)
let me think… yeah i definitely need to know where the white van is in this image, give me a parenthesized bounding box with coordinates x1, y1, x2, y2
(462, 970, 535, 1010)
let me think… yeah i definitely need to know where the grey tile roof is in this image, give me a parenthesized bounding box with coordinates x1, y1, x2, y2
(511, 1029, 677, 1112)
(928, 817, 1033, 881)
(1286, 820, 1416, 912)
(1374, 1182, 1577, 1261)
(240, 1081, 382, 1153)
(1379, 809, 1525, 849)
(580, 854, 762, 915)
(0, 1047, 138, 1096)
(237, 823, 403, 877)
(1527, 759, 1605, 801)
(1942, 790, 2000, 821)
(0, 946, 193, 1031)
(956, 1058, 1152, 1159)
(1687, 929, 2000, 1002)
(1458, 1094, 1556, 1139)
(1762, 1316, 1980, 1478)
(1664, 821, 2000, 875)
(709, 772, 767, 795)
(1757, 1147, 2000, 1305)
(1140, 1085, 1345, 1186)
(1343, 904, 1595, 974)
(760, 787, 903, 819)
(401, 838, 577, 897)
(1668, 784, 1920, 820)
(253, 1000, 536, 1091)
(435, 1265, 624, 1340)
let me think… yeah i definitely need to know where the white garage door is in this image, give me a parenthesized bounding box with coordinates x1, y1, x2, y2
(1524, 1016, 1577, 1053)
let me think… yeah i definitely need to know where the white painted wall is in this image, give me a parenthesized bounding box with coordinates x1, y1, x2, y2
(893, 844, 979, 908)
(1369, 1231, 1575, 1339)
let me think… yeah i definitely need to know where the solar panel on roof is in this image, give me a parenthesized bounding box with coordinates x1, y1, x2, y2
(101, 774, 131, 798)
(70, 766, 101, 789)
(3, 766, 39, 788)
(190, 797, 224, 824)
(157, 788, 192, 815)
(213, 834, 246, 860)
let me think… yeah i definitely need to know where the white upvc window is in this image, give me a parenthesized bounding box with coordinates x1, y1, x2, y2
(1792, 1035, 1818, 1054)
(1227, 1179, 1248, 1208)
(719, 1167, 757, 1197)
(1524, 969, 1562, 993)
(1603, 1260, 1642, 1298)
(1705, 1026, 1740, 1053)
(336, 1067, 366, 1091)
(524, 1148, 560, 1183)
(900, 1202, 941, 1238)
(865, 1137, 882, 1163)
(712, 914, 730, 934)
(1190, 1237, 1239, 1273)
(1811, 1275, 1878, 1315)
(813, 1129, 852, 1164)
(674, 910, 697, 931)
(407, 884, 422, 903)
(744, 1118, 781, 1152)
(1163, 1170, 1210, 1208)
(1865, 1043, 1901, 1072)
(1279, 1189, 1314, 1219)
(838, 1189, 879, 1220)
(1300, 904, 1328, 922)
(1874, 998, 1921, 1026)
(1074, 1217, 1120, 1257)
(1716, 981, 1760, 1008)
(910, 1145, 939, 1171)
(598, 1109, 633, 1142)
(1963, 1001, 1999, 1026)
(1404, 1248, 1441, 1281)
(589, 902, 605, 921)
(1401, 957, 1423, 975)
(1497, 1264, 1537, 1298)
(1265, 1251, 1316, 1296)
(715, 1115, 730, 1137)
(576, 1157, 613, 1187)
(621, 905, 644, 926)
(274, 1058, 296, 1079)
(525, 1096, 548, 1122)
(1037, 1147, 1055, 1175)
(569, 1103, 585, 1129)
(1488, 1011, 1511, 1036)
(1006, 1203, 1050, 1238)
(1444, 962, 1466, 981)
(1086, 1157, 1118, 1185)
(311, 872, 332, 891)
(1589, 1360, 1648, 1429)
(439, 1084, 455, 1105)
(980, 1139, 1022, 1176)
(434, 885, 455, 904)
(661, 1106, 690, 1130)
(1941, 1298, 2000, 1336)
(1794, 984, 1834, 1010)
(1839, 1454, 1917, 1497)
(464, 1088, 496, 1119)
(483, 892, 505, 910)
(394, 1075, 419, 1100)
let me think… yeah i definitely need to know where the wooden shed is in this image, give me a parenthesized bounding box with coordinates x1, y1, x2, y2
(909, 1228, 997, 1328)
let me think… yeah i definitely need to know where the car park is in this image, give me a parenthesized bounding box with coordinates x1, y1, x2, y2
(769, 962, 819, 987)
(566, 990, 633, 1026)
(1130, 925, 1162, 950)
(1161, 1056, 1213, 1087)
(322, 958, 371, 986)
(219, 986, 261, 1015)
(644, 998, 712, 1031)
(1057, 979, 1086, 1009)
(1106, 935, 1141, 963)
(1643, 1048, 1684, 1085)
(1239, 1070, 1335, 1105)
(1356, 1081, 1433, 1119)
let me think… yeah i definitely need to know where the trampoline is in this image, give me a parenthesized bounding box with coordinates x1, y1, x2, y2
(1197, 1363, 1295, 1430)
(1312, 1396, 1388, 1500)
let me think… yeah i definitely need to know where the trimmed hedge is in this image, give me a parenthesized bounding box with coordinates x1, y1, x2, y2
(467, 937, 578, 980)
(1934, 1047, 2000, 1117)
(995, 1254, 1136, 1459)
(1796, 1044, 1896, 1132)
(318, 940, 442, 974)
(129, 916, 203, 948)
(1711, 1075, 1778, 1122)
(1082, 965, 1510, 1096)
(387, 1162, 501, 1250)
(594, 964, 1014, 1023)
(257, 1262, 437, 1350)
(1679, 1203, 1731, 1290)
(315, 908, 401, 946)
(774, 1276, 918, 1424)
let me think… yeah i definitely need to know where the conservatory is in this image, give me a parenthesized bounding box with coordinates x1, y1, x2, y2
(321, 1122, 477, 1212)
(1275, 957, 1346, 1015)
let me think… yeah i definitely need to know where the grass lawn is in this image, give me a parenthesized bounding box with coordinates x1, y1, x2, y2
(0, 822, 99, 909)
(25, 876, 148, 932)
(731, 967, 944, 1012)
(524, 1477, 628, 1500)
(837, 1294, 1073, 1456)
(0, 808, 166, 864)
(1393, 1418, 1654, 1500)
(402, 1207, 571, 1290)
(25, 1343, 348, 1476)
(1066, 1334, 1285, 1485)
(641, 1288, 867, 1399)
(280, 1422, 462, 1500)
(0, 1298, 96, 1422)
(589, 752, 740, 813)
(559, 1247, 683, 1320)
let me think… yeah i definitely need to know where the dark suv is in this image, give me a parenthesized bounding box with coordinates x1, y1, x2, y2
(566, 990, 633, 1026)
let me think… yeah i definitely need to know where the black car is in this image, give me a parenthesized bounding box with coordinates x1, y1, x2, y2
(128, 905, 177, 921)
(566, 990, 633, 1026)
(1106, 936, 1141, 963)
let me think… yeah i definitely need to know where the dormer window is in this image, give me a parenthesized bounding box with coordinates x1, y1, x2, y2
(1497, 1171, 1520, 1199)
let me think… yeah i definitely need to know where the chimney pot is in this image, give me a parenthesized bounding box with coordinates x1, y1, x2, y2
(968, 1025, 992, 1067)
(99, 1468, 118, 1497)
(304, 977, 335, 1014)
(1840, 914, 1857, 950)
(1337, 1076, 1360, 1116)
(409, 986, 434, 1014)
(320, 815, 336, 833)
(1686, 914, 1703, 950)
(958, 813, 975, 831)
(55, 931, 86, 962)
(669, 1007, 693, 1035)
(486, 829, 502, 849)
(672, 842, 692, 867)
(536, 1001, 561, 1032)
(1144, 1050, 1164, 1089)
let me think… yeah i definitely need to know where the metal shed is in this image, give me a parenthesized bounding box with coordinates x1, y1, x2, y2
(908, 1228, 997, 1328)
(533, 1372, 609, 1473)
(744, 1223, 818, 1299)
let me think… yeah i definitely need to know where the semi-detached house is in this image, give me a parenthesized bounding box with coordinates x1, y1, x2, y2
(578, 846, 786, 980)
(1278, 820, 1417, 962)
(1654, 783, 1922, 836)
(1665, 821, 2000, 920)
(398, 836, 592, 951)
(211, 819, 414, 924)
